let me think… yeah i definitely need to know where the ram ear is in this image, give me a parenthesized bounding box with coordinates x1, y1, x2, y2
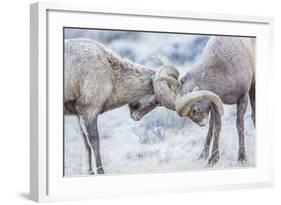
(192, 86, 199, 92)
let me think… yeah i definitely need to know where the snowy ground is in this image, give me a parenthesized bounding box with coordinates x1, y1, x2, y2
(64, 105, 255, 176)
(64, 29, 256, 176)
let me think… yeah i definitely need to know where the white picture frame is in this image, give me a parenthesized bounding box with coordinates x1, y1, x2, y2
(30, 1, 274, 202)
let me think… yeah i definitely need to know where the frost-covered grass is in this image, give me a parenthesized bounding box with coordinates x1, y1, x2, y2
(64, 29, 255, 176)
(64, 104, 255, 176)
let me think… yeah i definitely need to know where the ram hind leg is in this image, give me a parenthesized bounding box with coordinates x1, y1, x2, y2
(237, 95, 249, 163)
(249, 81, 255, 127)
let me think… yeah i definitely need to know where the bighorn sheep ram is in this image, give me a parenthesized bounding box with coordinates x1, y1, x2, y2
(153, 36, 255, 165)
(64, 38, 223, 174)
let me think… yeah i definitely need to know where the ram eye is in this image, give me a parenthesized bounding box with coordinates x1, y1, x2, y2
(130, 103, 140, 110)
(190, 108, 198, 116)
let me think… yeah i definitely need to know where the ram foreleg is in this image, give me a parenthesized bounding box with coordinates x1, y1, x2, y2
(207, 103, 221, 166)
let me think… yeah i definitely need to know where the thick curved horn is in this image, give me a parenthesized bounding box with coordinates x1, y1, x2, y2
(175, 90, 224, 116)
(153, 65, 180, 111)
(153, 76, 179, 88)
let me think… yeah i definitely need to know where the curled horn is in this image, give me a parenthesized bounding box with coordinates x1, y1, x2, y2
(153, 65, 180, 110)
(151, 54, 224, 117)
(175, 89, 224, 117)
(151, 54, 180, 110)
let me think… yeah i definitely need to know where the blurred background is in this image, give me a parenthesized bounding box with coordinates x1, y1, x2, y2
(64, 28, 209, 67)
(64, 28, 255, 176)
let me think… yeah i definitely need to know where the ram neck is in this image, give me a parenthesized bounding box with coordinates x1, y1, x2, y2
(103, 59, 155, 111)
(120, 61, 155, 102)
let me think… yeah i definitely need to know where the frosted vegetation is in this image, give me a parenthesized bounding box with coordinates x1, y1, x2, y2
(64, 29, 256, 176)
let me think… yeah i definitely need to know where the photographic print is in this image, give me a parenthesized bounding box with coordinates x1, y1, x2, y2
(63, 28, 256, 177)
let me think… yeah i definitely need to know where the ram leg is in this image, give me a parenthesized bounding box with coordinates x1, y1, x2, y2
(76, 115, 95, 175)
(84, 115, 105, 175)
(199, 112, 213, 160)
(249, 82, 255, 127)
(237, 95, 249, 163)
(208, 103, 221, 166)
